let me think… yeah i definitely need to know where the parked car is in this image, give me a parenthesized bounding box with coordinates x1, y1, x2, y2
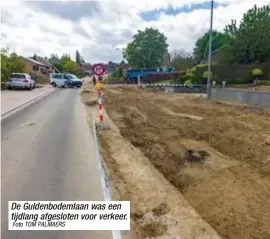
(50, 73, 82, 88)
(7, 73, 35, 90)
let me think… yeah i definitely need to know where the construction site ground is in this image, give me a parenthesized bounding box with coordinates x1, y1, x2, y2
(81, 85, 270, 239)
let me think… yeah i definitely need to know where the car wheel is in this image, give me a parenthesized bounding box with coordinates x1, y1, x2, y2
(52, 82, 56, 87)
(33, 83, 36, 89)
(28, 86, 32, 91)
(7, 86, 12, 90)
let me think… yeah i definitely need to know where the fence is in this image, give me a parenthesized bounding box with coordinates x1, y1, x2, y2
(210, 88, 270, 108)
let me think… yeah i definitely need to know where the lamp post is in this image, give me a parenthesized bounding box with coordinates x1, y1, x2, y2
(207, 0, 214, 99)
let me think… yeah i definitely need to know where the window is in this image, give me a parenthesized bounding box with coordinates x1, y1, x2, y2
(51, 74, 62, 79)
(10, 74, 26, 79)
(64, 75, 69, 80)
(67, 74, 78, 79)
(41, 68, 47, 75)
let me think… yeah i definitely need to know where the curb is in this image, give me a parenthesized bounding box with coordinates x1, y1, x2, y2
(1, 89, 55, 121)
(91, 113, 122, 239)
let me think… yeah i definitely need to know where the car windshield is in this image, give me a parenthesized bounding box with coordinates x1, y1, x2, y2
(68, 74, 78, 79)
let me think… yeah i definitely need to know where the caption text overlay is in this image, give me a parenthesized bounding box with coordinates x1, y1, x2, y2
(9, 201, 130, 230)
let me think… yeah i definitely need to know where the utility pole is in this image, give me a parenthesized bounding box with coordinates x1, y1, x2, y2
(207, 0, 214, 99)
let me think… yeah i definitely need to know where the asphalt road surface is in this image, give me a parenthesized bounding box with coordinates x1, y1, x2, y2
(1, 88, 111, 239)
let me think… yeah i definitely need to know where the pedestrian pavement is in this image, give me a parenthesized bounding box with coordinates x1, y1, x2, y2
(1, 85, 55, 116)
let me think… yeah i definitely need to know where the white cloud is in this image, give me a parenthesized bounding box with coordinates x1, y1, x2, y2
(1, 0, 269, 63)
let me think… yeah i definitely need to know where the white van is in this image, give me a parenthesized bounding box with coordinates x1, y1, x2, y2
(50, 73, 66, 87)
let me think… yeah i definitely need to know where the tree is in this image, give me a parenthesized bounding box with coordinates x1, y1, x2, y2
(48, 53, 79, 73)
(171, 49, 195, 71)
(32, 54, 38, 60)
(1, 51, 25, 82)
(76, 50, 81, 64)
(62, 60, 78, 73)
(124, 27, 168, 68)
(224, 4, 270, 63)
(193, 30, 230, 60)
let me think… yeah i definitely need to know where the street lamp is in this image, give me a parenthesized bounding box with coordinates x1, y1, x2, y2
(207, 0, 214, 99)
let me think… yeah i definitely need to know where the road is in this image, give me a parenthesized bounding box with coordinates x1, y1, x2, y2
(1, 88, 111, 239)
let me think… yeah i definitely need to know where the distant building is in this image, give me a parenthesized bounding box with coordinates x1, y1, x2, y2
(106, 61, 120, 73)
(79, 63, 92, 74)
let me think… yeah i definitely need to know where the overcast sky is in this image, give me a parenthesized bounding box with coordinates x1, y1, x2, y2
(1, 0, 269, 63)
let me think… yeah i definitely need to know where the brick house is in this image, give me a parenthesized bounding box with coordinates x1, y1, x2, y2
(37, 57, 61, 74)
(19, 56, 54, 84)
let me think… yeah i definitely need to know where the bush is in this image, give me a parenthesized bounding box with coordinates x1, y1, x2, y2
(203, 71, 213, 79)
(184, 79, 192, 86)
(257, 80, 270, 85)
(212, 75, 220, 83)
(227, 78, 251, 85)
(116, 67, 123, 78)
(178, 74, 186, 83)
(252, 68, 263, 77)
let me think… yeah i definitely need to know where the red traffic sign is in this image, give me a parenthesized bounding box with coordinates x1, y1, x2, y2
(92, 63, 105, 76)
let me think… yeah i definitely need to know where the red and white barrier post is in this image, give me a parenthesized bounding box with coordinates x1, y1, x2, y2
(97, 91, 103, 122)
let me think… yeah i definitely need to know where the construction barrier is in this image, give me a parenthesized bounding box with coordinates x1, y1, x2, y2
(96, 81, 103, 123)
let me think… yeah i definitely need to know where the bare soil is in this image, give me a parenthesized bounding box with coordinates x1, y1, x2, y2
(81, 85, 270, 239)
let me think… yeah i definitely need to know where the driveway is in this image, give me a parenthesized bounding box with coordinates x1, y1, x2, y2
(1, 88, 111, 239)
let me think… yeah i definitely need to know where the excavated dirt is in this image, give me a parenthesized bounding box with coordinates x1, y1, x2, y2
(81, 85, 270, 239)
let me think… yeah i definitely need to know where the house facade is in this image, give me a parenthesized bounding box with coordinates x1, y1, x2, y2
(19, 57, 56, 84)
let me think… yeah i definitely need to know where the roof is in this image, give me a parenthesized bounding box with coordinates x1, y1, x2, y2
(21, 56, 47, 67)
(38, 57, 61, 72)
(38, 57, 52, 67)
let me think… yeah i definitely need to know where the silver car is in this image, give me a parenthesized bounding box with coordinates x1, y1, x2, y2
(8, 73, 35, 90)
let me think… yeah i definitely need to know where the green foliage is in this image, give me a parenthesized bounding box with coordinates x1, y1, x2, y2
(124, 27, 168, 68)
(75, 50, 82, 64)
(257, 80, 270, 85)
(178, 74, 186, 84)
(212, 75, 220, 83)
(116, 67, 123, 77)
(193, 30, 230, 60)
(203, 71, 213, 79)
(1, 51, 25, 82)
(184, 79, 192, 86)
(252, 68, 263, 77)
(224, 4, 270, 63)
(49, 54, 79, 74)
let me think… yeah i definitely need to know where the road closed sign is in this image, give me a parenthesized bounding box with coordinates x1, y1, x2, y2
(92, 64, 105, 76)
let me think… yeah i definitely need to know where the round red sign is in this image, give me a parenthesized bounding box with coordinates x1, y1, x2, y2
(92, 64, 105, 76)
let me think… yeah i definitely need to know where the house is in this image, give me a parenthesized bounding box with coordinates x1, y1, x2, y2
(19, 56, 53, 83)
(37, 57, 61, 74)
(106, 61, 120, 73)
